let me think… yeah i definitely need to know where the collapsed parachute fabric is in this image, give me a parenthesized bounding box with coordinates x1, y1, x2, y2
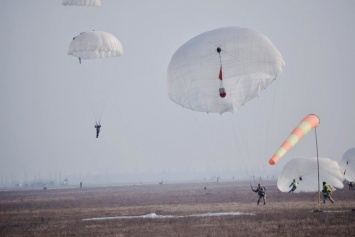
(62, 0, 101, 7)
(167, 26, 285, 114)
(68, 31, 123, 60)
(277, 157, 344, 192)
(269, 114, 320, 165)
(339, 148, 355, 182)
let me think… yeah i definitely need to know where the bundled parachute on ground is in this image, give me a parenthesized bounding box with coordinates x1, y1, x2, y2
(339, 148, 355, 182)
(277, 157, 344, 192)
(167, 26, 285, 114)
(62, 0, 101, 7)
(67, 31, 123, 132)
(269, 114, 320, 165)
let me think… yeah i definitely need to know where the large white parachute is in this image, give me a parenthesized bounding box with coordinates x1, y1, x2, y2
(62, 0, 101, 7)
(68, 31, 123, 60)
(339, 148, 355, 182)
(167, 26, 285, 114)
(277, 157, 344, 192)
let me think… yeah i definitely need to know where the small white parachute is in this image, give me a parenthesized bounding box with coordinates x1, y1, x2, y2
(277, 157, 344, 192)
(68, 31, 123, 60)
(67, 30, 123, 124)
(62, 0, 101, 7)
(339, 148, 355, 182)
(167, 26, 285, 114)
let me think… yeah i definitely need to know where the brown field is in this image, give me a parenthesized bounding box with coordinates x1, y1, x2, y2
(1, 181, 355, 237)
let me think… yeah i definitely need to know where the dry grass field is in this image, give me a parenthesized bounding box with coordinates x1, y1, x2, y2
(1, 181, 355, 236)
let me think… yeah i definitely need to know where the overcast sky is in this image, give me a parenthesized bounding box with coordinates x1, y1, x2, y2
(1, 1, 354, 184)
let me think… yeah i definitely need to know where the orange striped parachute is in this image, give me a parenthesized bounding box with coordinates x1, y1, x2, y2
(269, 114, 320, 165)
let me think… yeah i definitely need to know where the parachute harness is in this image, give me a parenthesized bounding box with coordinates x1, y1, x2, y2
(217, 47, 226, 98)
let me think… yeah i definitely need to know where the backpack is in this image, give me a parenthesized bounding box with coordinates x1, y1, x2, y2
(258, 186, 266, 195)
(323, 184, 332, 193)
(325, 184, 333, 192)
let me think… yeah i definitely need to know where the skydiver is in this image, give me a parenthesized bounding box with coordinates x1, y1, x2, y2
(95, 122, 101, 138)
(289, 179, 298, 193)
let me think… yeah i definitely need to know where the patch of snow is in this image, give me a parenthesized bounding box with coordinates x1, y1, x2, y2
(82, 212, 255, 221)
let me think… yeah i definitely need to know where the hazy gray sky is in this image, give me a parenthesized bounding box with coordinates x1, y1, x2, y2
(1, 1, 354, 184)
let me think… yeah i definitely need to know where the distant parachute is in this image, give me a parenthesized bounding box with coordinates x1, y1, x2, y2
(167, 26, 285, 114)
(339, 148, 355, 182)
(67, 30, 123, 126)
(62, 0, 101, 7)
(269, 114, 320, 165)
(277, 157, 344, 192)
(68, 31, 123, 61)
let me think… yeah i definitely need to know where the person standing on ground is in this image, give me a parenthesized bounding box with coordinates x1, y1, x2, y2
(322, 181, 334, 204)
(251, 183, 266, 205)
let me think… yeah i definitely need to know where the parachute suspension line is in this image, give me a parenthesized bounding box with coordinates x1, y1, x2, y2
(233, 113, 254, 183)
(92, 61, 102, 122)
(217, 47, 226, 98)
(260, 83, 279, 179)
(233, 117, 252, 183)
(96, 58, 110, 122)
(344, 161, 349, 175)
(264, 83, 279, 157)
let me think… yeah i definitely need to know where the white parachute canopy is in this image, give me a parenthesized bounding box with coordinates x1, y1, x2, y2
(277, 157, 344, 192)
(167, 26, 285, 114)
(62, 0, 101, 7)
(339, 148, 355, 182)
(68, 31, 123, 60)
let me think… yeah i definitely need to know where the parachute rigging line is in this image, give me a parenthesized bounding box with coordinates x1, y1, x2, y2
(344, 161, 349, 175)
(217, 47, 226, 98)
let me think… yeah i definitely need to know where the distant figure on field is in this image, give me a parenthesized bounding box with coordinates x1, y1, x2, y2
(95, 122, 101, 138)
(349, 181, 355, 190)
(251, 183, 266, 205)
(289, 179, 298, 193)
(322, 181, 334, 204)
(80, 181, 82, 189)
